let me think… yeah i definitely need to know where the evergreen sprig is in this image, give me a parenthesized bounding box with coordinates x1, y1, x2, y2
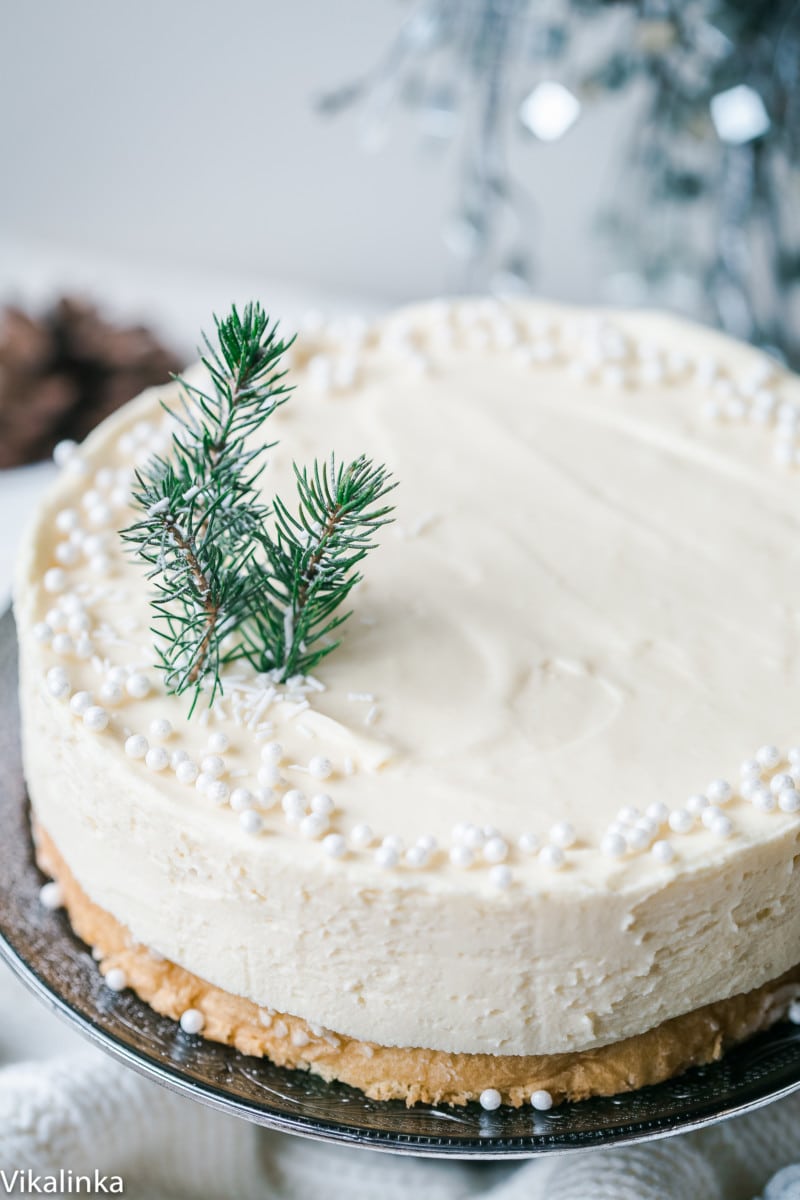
(250, 455, 396, 680)
(122, 302, 395, 709)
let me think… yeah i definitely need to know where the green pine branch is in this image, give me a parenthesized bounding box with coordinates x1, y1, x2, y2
(250, 455, 396, 680)
(122, 302, 395, 709)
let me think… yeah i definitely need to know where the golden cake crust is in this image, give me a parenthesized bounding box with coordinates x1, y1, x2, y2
(34, 820, 800, 1107)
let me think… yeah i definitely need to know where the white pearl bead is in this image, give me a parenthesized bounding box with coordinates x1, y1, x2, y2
(179, 1008, 205, 1035)
(479, 1088, 502, 1111)
(282, 790, 307, 819)
(686, 794, 709, 815)
(170, 750, 188, 769)
(53, 439, 78, 467)
(108, 666, 129, 685)
(258, 763, 282, 787)
(549, 821, 576, 848)
(51, 634, 75, 660)
(404, 845, 430, 868)
(489, 865, 513, 890)
(208, 730, 229, 753)
(770, 772, 794, 796)
(710, 814, 734, 838)
(530, 1089, 553, 1111)
(97, 681, 123, 708)
(176, 760, 199, 785)
(69, 691, 93, 716)
(311, 793, 335, 816)
(518, 832, 540, 854)
(125, 734, 148, 759)
(788, 1001, 800, 1025)
(45, 607, 66, 631)
(706, 779, 732, 804)
(83, 706, 109, 732)
(301, 813, 329, 839)
(450, 845, 474, 869)
(45, 666, 70, 700)
(779, 788, 800, 813)
(239, 810, 263, 835)
(257, 787, 277, 810)
(625, 827, 650, 852)
(55, 508, 79, 533)
(261, 741, 283, 763)
(651, 840, 675, 864)
(602, 833, 627, 858)
(88, 504, 113, 528)
(149, 718, 173, 742)
(324, 834, 347, 859)
(417, 834, 438, 853)
(39, 881, 64, 910)
(668, 809, 694, 834)
(145, 746, 170, 771)
(104, 968, 127, 992)
(350, 823, 374, 848)
(67, 612, 90, 635)
(539, 844, 565, 870)
(308, 755, 333, 780)
(752, 786, 776, 813)
(616, 806, 640, 825)
(55, 541, 80, 566)
(645, 802, 669, 826)
(33, 621, 53, 643)
(201, 755, 226, 778)
(230, 787, 255, 812)
(207, 780, 230, 805)
(483, 836, 508, 864)
(75, 635, 92, 662)
(740, 758, 761, 778)
(374, 844, 399, 869)
(43, 567, 67, 594)
(462, 824, 486, 851)
(788, 748, 800, 766)
(125, 673, 151, 699)
(756, 745, 781, 769)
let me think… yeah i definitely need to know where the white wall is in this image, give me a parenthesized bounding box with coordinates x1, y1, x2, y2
(0, 1, 633, 304)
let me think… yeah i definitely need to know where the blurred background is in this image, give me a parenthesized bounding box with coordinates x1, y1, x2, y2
(1, 0, 799, 589)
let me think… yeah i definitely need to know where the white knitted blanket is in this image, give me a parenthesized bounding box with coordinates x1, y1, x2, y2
(1, 965, 799, 1200)
(3, 1048, 800, 1200)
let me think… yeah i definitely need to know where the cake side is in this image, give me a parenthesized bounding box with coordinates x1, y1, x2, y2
(33, 819, 800, 1107)
(14, 297, 800, 1061)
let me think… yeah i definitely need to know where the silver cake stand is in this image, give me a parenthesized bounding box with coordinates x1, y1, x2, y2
(1, 608, 800, 1158)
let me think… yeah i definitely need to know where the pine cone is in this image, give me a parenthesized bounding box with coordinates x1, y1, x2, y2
(0, 297, 184, 469)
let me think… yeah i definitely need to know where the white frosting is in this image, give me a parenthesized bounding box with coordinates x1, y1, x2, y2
(15, 298, 800, 1055)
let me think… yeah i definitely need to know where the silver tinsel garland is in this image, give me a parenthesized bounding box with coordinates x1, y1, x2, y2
(318, 0, 800, 364)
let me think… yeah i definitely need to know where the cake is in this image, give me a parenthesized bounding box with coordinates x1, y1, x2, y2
(14, 298, 800, 1110)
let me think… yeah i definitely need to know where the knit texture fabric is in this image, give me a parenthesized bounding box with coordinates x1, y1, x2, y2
(2, 1043, 800, 1199)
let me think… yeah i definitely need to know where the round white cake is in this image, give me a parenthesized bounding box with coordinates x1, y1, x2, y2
(14, 298, 800, 1107)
